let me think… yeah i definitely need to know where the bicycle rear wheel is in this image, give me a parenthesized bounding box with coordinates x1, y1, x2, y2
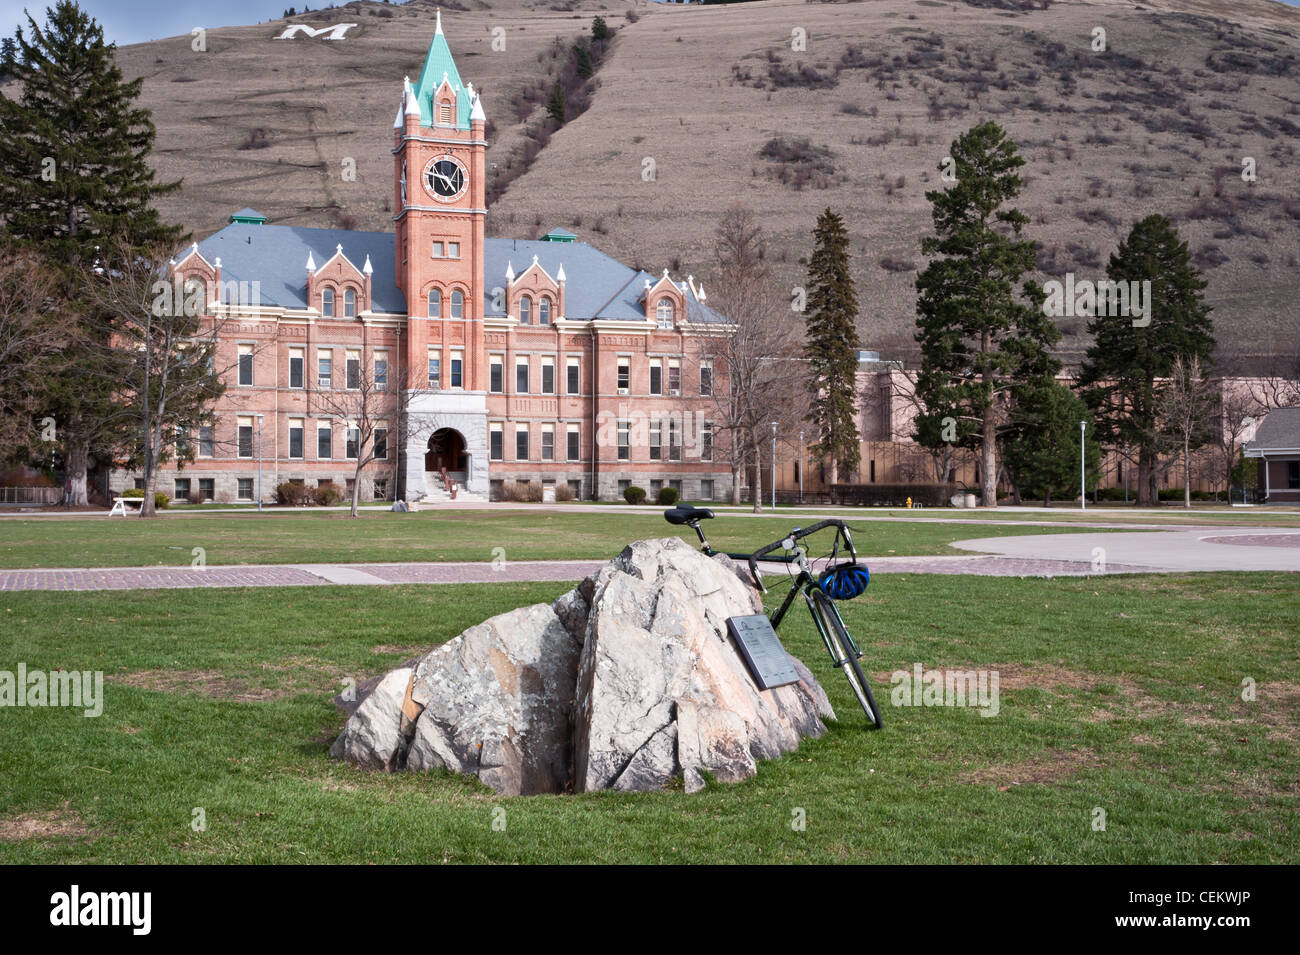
(810, 589, 883, 730)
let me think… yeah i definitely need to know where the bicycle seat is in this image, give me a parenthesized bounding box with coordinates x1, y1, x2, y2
(664, 505, 715, 525)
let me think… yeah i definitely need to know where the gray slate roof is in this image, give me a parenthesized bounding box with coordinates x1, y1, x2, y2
(1247, 407, 1300, 452)
(194, 222, 725, 323)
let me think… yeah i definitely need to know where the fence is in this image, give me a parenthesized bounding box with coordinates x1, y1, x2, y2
(0, 486, 60, 505)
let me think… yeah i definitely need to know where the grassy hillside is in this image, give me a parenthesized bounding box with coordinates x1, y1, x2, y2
(105, 0, 1300, 369)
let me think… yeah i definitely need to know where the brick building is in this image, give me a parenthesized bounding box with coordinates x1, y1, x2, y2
(113, 16, 733, 505)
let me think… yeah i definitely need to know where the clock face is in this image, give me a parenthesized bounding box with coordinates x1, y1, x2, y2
(424, 156, 467, 202)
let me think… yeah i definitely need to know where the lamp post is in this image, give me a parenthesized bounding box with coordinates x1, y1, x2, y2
(1080, 420, 1086, 511)
(770, 421, 778, 511)
(256, 413, 264, 512)
(798, 430, 804, 504)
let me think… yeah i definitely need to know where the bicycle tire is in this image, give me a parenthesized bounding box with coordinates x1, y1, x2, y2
(810, 589, 883, 730)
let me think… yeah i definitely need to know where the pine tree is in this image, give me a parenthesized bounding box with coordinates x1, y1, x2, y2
(0, 36, 18, 81)
(803, 208, 861, 483)
(0, 1, 185, 504)
(914, 121, 1058, 508)
(574, 43, 593, 79)
(1002, 379, 1098, 506)
(0, 1, 182, 264)
(1076, 214, 1214, 506)
(592, 17, 611, 42)
(546, 82, 566, 124)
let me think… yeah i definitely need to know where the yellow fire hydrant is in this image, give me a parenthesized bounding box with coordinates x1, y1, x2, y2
(906, 497, 913, 509)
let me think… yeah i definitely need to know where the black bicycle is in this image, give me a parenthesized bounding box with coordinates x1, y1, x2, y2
(665, 506, 883, 729)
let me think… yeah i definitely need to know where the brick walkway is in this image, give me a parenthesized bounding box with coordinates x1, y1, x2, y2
(0, 554, 1162, 592)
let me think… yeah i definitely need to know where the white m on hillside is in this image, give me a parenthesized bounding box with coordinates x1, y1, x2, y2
(275, 23, 358, 41)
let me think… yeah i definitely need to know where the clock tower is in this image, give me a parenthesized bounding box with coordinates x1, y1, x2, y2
(392, 12, 490, 500)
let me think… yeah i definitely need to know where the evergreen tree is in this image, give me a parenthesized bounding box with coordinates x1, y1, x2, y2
(803, 207, 861, 483)
(0, 36, 18, 81)
(0, 1, 185, 504)
(546, 82, 566, 124)
(1002, 379, 1098, 505)
(1076, 214, 1214, 506)
(592, 16, 611, 42)
(914, 121, 1058, 508)
(574, 43, 593, 79)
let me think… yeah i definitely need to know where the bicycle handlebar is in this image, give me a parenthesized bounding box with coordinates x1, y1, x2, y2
(744, 519, 856, 593)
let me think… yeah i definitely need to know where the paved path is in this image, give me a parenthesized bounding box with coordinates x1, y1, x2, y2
(952, 527, 1300, 572)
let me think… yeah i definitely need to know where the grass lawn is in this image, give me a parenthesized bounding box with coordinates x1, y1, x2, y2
(1, 573, 1295, 863)
(0, 510, 1109, 569)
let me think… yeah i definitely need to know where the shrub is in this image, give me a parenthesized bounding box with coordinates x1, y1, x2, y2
(313, 484, 342, 507)
(187, 490, 204, 506)
(830, 483, 957, 507)
(276, 481, 312, 506)
(623, 485, 647, 505)
(121, 488, 170, 509)
(502, 480, 543, 503)
(554, 482, 576, 502)
(657, 487, 679, 506)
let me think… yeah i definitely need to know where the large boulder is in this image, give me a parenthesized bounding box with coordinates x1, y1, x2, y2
(331, 537, 834, 794)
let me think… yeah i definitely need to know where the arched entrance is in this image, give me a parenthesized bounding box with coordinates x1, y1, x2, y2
(425, 428, 468, 478)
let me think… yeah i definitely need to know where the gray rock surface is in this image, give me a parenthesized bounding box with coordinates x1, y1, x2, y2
(332, 537, 834, 794)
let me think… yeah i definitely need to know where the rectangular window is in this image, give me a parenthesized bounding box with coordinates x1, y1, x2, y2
(346, 426, 360, 459)
(237, 416, 253, 458)
(289, 347, 304, 389)
(374, 353, 388, 390)
(432, 241, 444, 258)
(1289, 461, 1300, 490)
(490, 424, 503, 461)
(618, 419, 629, 461)
(198, 478, 215, 501)
(649, 359, 662, 396)
(516, 357, 529, 394)
(317, 349, 332, 389)
(649, 419, 662, 461)
(541, 424, 554, 461)
(668, 417, 681, 462)
(374, 478, 388, 500)
(489, 356, 504, 394)
(174, 478, 191, 500)
(515, 425, 529, 461)
(448, 242, 460, 258)
(374, 426, 388, 461)
(567, 424, 580, 462)
(567, 357, 580, 395)
(668, 359, 681, 395)
(541, 357, 555, 395)
(198, 426, 214, 458)
(450, 351, 463, 389)
(346, 351, 360, 390)
(618, 359, 630, 393)
(289, 420, 304, 459)
(238, 345, 253, 386)
(618, 479, 630, 497)
(700, 360, 712, 396)
(568, 479, 581, 499)
(427, 349, 441, 388)
(237, 478, 253, 501)
(701, 420, 714, 462)
(700, 479, 714, 501)
(318, 424, 332, 459)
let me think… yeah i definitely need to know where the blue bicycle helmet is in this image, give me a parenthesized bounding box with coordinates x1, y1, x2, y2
(818, 562, 870, 600)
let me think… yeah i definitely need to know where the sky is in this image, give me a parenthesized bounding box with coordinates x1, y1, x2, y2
(2, 0, 1299, 47)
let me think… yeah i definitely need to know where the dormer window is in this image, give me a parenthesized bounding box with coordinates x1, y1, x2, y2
(344, 288, 356, 318)
(539, 298, 551, 325)
(519, 295, 532, 325)
(439, 100, 453, 125)
(322, 287, 335, 317)
(656, 298, 674, 328)
(428, 288, 441, 318)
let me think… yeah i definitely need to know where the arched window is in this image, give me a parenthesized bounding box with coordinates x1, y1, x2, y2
(322, 287, 335, 317)
(428, 288, 441, 318)
(451, 290, 464, 320)
(344, 288, 356, 318)
(519, 295, 532, 325)
(539, 297, 551, 325)
(656, 298, 674, 328)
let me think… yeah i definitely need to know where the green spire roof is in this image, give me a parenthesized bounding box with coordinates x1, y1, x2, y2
(411, 11, 472, 130)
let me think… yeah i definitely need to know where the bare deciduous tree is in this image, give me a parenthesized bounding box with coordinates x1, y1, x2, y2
(1158, 355, 1215, 509)
(0, 240, 63, 456)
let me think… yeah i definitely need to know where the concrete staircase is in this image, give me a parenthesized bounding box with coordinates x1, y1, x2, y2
(409, 472, 487, 509)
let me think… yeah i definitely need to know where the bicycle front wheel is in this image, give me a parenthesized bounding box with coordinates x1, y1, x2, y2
(810, 589, 883, 730)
